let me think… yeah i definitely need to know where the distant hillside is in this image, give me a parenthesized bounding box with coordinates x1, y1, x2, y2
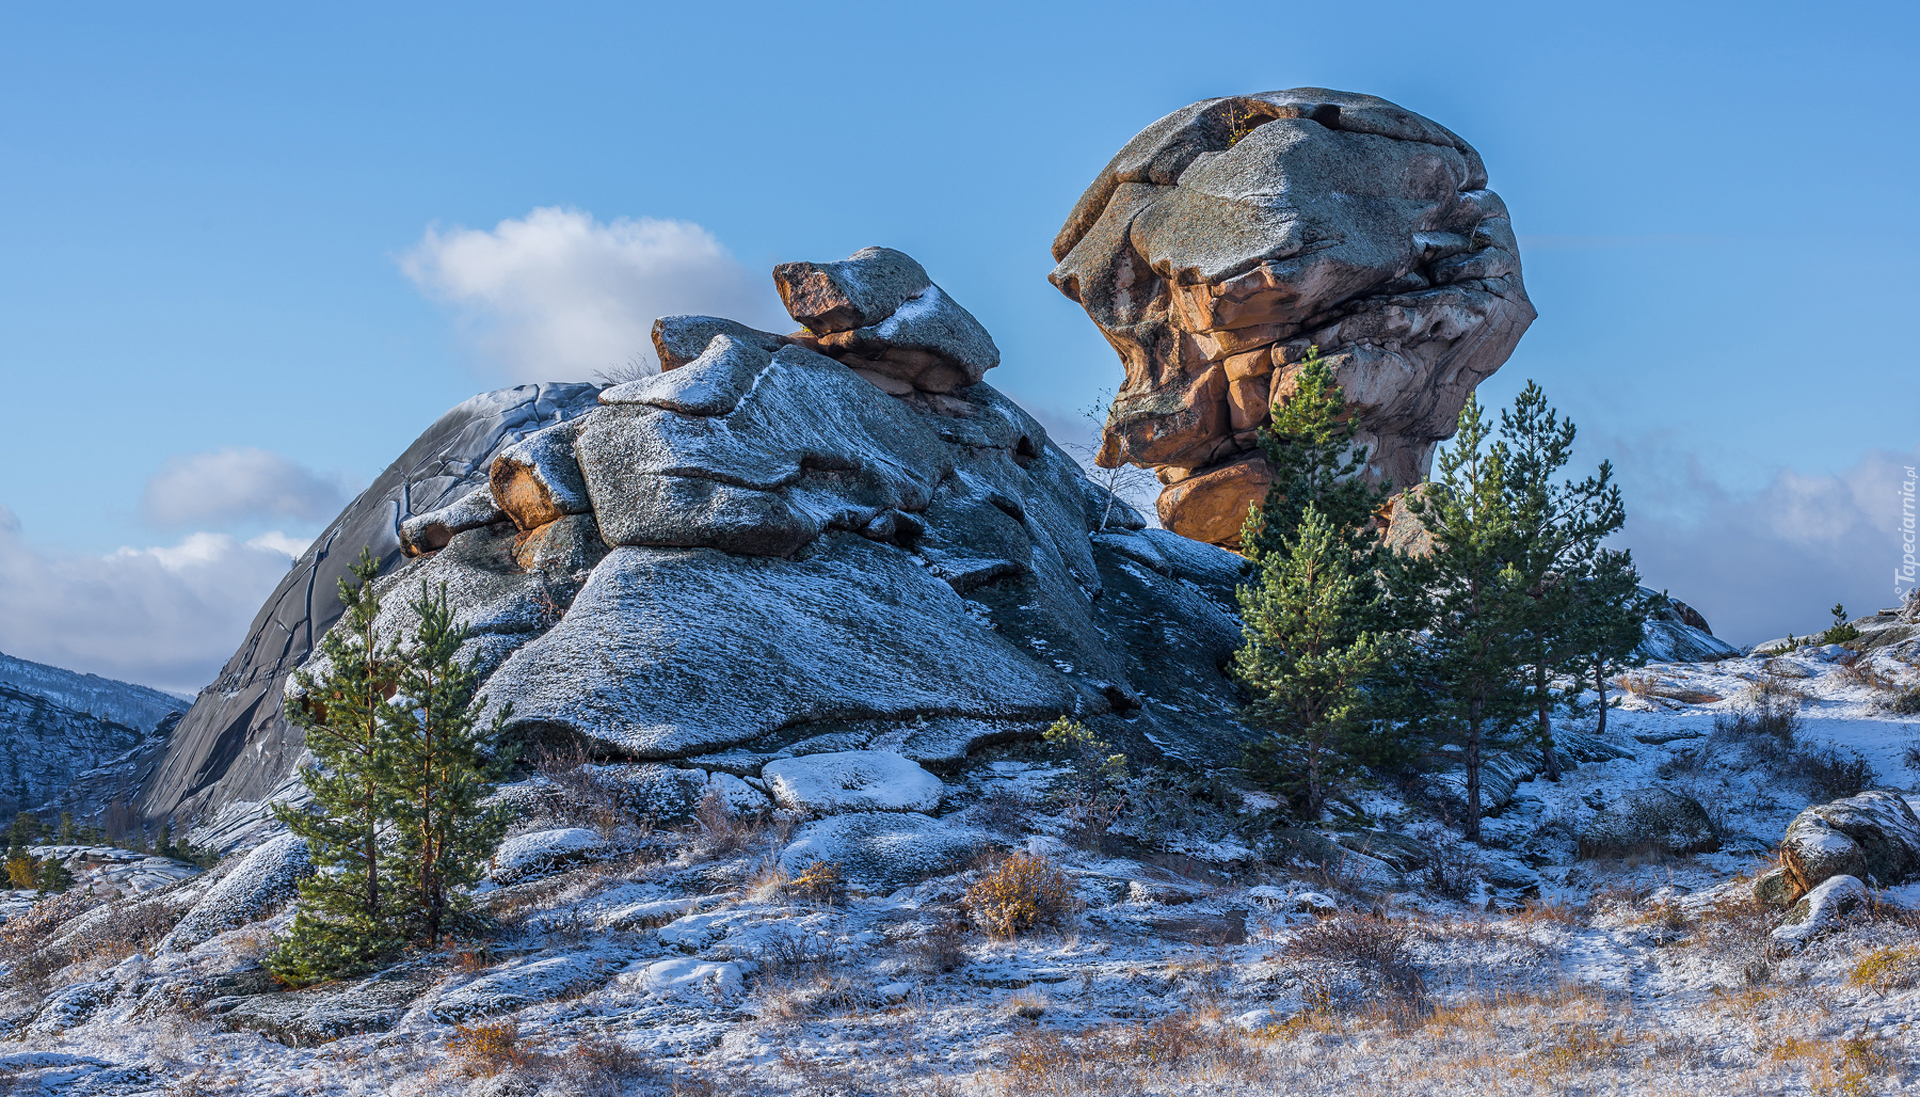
(0, 650, 191, 734)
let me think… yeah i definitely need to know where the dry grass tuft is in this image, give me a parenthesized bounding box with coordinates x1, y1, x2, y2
(447, 1020, 540, 1077)
(1848, 944, 1920, 993)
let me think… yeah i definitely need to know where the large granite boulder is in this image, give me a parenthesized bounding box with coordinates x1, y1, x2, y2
(1050, 89, 1534, 548)
(138, 383, 602, 834)
(149, 251, 1256, 838)
(1779, 790, 1920, 899)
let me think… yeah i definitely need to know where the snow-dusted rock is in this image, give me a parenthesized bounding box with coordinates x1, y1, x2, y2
(147, 381, 601, 827)
(489, 827, 607, 885)
(0, 1053, 157, 1094)
(1771, 874, 1869, 945)
(489, 419, 591, 530)
(626, 957, 742, 999)
(29, 979, 114, 1034)
(400, 486, 503, 557)
(781, 812, 986, 893)
(427, 949, 635, 1023)
(1639, 590, 1741, 662)
(1780, 790, 1920, 897)
(577, 342, 949, 557)
(218, 969, 436, 1046)
(762, 751, 945, 815)
(1578, 788, 1718, 857)
(160, 834, 310, 952)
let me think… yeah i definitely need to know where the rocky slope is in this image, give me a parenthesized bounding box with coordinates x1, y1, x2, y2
(0, 685, 157, 820)
(136, 383, 602, 829)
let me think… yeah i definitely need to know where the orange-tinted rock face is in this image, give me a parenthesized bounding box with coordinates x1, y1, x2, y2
(1051, 89, 1535, 549)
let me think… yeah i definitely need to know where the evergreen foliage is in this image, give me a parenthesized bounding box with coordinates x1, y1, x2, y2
(1569, 550, 1655, 738)
(1819, 604, 1862, 645)
(1497, 382, 1629, 780)
(383, 582, 514, 947)
(1232, 348, 1404, 817)
(269, 549, 405, 985)
(1403, 393, 1534, 842)
(267, 552, 512, 986)
(1234, 505, 1385, 818)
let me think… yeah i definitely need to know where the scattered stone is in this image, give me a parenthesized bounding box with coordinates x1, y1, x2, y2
(1578, 788, 1718, 857)
(762, 751, 945, 815)
(1779, 790, 1920, 899)
(780, 812, 986, 893)
(775, 247, 933, 334)
(427, 949, 635, 1023)
(218, 968, 436, 1046)
(400, 486, 503, 557)
(1771, 873, 1869, 945)
(489, 828, 608, 885)
(623, 957, 742, 999)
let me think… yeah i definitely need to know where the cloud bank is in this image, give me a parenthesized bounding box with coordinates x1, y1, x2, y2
(1618, 443, 1920, 647)
(142, 447, 348, 527)
(401, 207, 786, 383)
(0, 505, 304, 696)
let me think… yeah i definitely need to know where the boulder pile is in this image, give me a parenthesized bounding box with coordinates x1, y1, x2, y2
(158, 249, 1259, 856)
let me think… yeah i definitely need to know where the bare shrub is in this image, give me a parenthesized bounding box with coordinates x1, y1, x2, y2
(783, 860, 845, 906)
(909, 919, 969, 974)
(1285, 912, 1425, 1012)
(531, 740, 634, 839)
(1421, 837, 1481, 901)
(755, 924, 838, 979)
(1887, 687, 1920, 716)
(975, 785, 1028, 833)
(965, 853, 1074, 939)
(691, 787, 765, 858)
(1836, 653, 1898, 691)
(1794, 745, 1879, 801)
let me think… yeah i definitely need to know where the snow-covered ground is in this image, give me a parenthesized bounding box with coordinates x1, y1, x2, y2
(2, 643, 1919, 1096)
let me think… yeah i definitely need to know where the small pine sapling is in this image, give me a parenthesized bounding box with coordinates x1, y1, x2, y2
(269, 549, 406, 985)
(383, 581, 515, 947)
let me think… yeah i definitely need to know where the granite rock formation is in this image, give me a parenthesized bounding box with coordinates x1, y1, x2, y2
(1051, 88, 1535, 547)
(154, 250, 1256, 846)
(139, 383, 603, 830)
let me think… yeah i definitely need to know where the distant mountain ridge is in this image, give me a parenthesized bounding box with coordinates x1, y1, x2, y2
(0, 650, 191, 734)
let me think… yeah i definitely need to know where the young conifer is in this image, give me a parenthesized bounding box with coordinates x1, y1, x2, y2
(1233, 348, 1401, 816)
(1404, 393, 1533, 841)
(268, 549, 405, 985)
(1234, 504, 1384, 818)
(1498, 382, 1628, 779)
(1571, 549, 1654, 737)
(383, 582, 513, 947)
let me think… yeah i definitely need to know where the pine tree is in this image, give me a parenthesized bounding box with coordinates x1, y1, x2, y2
(34, 855, 71, 896)
(57, 812, 75, 845)
(1234, 505, 1385, 818)
(1404, 393, 1533, 842)
(1233, 348, 1403, 816)
(1245, 346, 1394, 558)
(1498, 383, 1626, 780)
(268, 549, 405, 986)
(1570, 549, 1653, 738)
(382, 582, 513, 947)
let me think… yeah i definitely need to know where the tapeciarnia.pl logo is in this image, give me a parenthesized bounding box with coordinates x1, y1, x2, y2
(1899, 465, 1917, 597)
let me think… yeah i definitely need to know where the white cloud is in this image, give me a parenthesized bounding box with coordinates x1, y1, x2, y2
(1616, 442, 1920, 647)
(0, 508, 305, 695)
(141, 447, 349, 528)
(400, 206, 787, 383)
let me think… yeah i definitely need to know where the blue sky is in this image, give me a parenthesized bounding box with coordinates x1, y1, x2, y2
(0, 1, 1914, 690)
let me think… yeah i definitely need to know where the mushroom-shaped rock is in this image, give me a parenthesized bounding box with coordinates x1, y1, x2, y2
(1051, 88, 1534, 549)
(1771, 873, 1870, 946)
(489, 420, 590, 531)
(762, 750, 946, 815)
(399, 486, 503, 557)
(777, 247, 1000, 394)
(578, 341, 951, 556)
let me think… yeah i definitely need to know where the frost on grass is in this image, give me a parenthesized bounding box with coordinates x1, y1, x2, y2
(0, 643, 1918, 1094)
